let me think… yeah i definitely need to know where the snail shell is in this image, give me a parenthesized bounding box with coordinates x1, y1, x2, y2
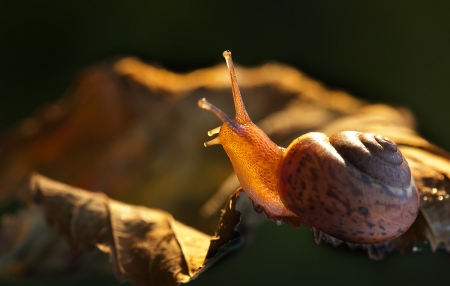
(278, 131, 419, 244)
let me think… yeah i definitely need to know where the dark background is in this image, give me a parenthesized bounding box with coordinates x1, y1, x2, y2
(1, 1, 450, 285)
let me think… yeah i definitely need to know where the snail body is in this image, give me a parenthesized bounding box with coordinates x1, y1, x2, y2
(199, 51, 419, 244)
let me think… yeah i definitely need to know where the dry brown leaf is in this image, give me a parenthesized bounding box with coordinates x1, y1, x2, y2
(1, 55, 450, 285)
(28, 173, 241, 286)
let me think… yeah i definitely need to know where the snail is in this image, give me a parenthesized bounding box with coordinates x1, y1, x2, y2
(198, 51, 419, 244)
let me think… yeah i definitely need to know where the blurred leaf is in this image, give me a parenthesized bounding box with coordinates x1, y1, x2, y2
(1, 56, 450, 285)
(0, 205, 114, 279)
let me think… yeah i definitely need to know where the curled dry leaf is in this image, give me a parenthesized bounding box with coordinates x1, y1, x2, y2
(1, 54, 450, 284)
(29, 173, 241, 286)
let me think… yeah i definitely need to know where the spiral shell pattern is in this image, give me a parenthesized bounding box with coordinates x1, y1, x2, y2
(330, 132, 411, 188)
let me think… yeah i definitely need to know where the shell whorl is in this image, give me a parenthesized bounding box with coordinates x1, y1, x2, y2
(329, 131, 411, 188)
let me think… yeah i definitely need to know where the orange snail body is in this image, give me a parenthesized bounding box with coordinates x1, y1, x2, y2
(199, 51, 420, 244)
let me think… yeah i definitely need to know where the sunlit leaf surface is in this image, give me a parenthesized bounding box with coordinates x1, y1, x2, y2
(1, 57, 450, 285)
